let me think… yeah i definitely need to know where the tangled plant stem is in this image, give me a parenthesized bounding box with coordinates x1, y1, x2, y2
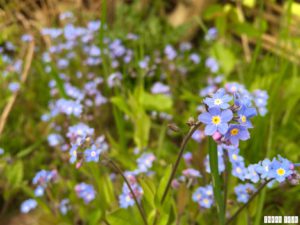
(161, 121, 201, 204)
(226, 179, 273, 225)
(106, 158, 148, 225)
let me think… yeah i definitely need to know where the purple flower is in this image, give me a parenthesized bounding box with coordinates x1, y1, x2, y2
(191, 130, 205, 143)
(151, 82, 170, 95)
(8, 82, 20, 92)
(164, 45, 177, 60)
(135, 153, 156, 173)
(182, 168, 201, 178)
(189, 53, 200, 64)
(198, 107, 233, 135)
(205, 57, 219, 73)
(204, 88, 232, 109)
(225, 124, 250, 146)
(205, 27, 218, 41)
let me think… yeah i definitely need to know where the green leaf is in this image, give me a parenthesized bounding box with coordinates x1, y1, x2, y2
(208, 139, 225, 225)
(139, 177, 156, 208)
(234, 22, 261, 38)
(141, 92, 172, 112)
(111, 96, 132, 117)
(210, 43, 236, 75)
(107, 208, 143, 225)
(156, 164, 172, 204)
(87, 210, 102, 225)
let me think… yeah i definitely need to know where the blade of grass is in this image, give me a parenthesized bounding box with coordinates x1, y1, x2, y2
(208, 138, 225, 225)
(254, 115, 274, 225)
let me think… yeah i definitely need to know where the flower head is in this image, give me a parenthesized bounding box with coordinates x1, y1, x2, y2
(269, 156, 293, 182)
(234, 183, 256, 203)
(198, 107, 233, 135)
(203, 88, 232, 109)
(20, 199, 37, 214)
(225, 124, 250, 146)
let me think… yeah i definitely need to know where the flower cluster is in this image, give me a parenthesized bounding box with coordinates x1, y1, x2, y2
(199, 87, 260, 147)
(119, 172, 144, 208)
(32, 169, 58, 197)
(234, 183, 256, 203)
(75, 183, 96, 204)
(192, 185, 214, 208)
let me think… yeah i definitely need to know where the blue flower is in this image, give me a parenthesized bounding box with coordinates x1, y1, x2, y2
(237, 105, 257, 128)
(225, 124, 250, 146)
(59, 199, 69, 215)
(34, 185, 45, 197)
(245, 164, 260, 183)
(205, 57, 219, 73)
(255, 159, 271, 179)
(231, 161, 247, 181)
(203, 88, 232, 109)
(20, 199, 37, 213)
(119, 183, 143, 208)
(135, 153, 156, 174)
(84, 145, 102, 162)
(191, 130, 205, 143)
(224, 146, 244, 163)
(75, 183, 96, 204)
(198, 107, 233, 135)
(269, 156, 293, 183)
(234, 183, 256, 203)
(192, 185, 214, 208)
(205, 27, 218, 41)
(182, 168, 202, 178)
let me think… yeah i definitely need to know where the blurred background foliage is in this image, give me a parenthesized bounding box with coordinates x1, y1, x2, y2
(0, 0, 300, 224)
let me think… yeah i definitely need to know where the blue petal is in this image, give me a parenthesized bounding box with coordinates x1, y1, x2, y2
(217, 123, 228, 134)
(222, 94, 232, 103)
(204, 124, 217, 135)
(208, 107, 221, 115)
(221, 109, 233, 122)
(198, 112, 212, 124)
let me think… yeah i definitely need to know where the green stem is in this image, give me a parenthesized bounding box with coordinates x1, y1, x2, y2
(160, 121, 201, 204)
(208, 139, 225, 225)
(223, 149, 230, 214)
(107, 159, 148, 225)
(226, 179, 273, 225)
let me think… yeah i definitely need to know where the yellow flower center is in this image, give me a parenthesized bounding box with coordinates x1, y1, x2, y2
(236, 167, 241, 173)
(214, 98, 223, 105)
(241, 115, 247, 123)
(196, 194, 201, 200)
(203, 198, 209, 204)
(277, 168, 286, 176)
(212, 116, 221, 125)
(230, 128, 239, 136)
(232, 154, 237, 160)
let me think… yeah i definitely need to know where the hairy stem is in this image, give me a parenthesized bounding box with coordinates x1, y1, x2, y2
(108, 159, 148, 225)
(226, 179, 273, 225)
(161, 121, 201, 204)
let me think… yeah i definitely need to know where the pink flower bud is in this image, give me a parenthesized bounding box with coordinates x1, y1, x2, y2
(212, 131, 222, 141)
